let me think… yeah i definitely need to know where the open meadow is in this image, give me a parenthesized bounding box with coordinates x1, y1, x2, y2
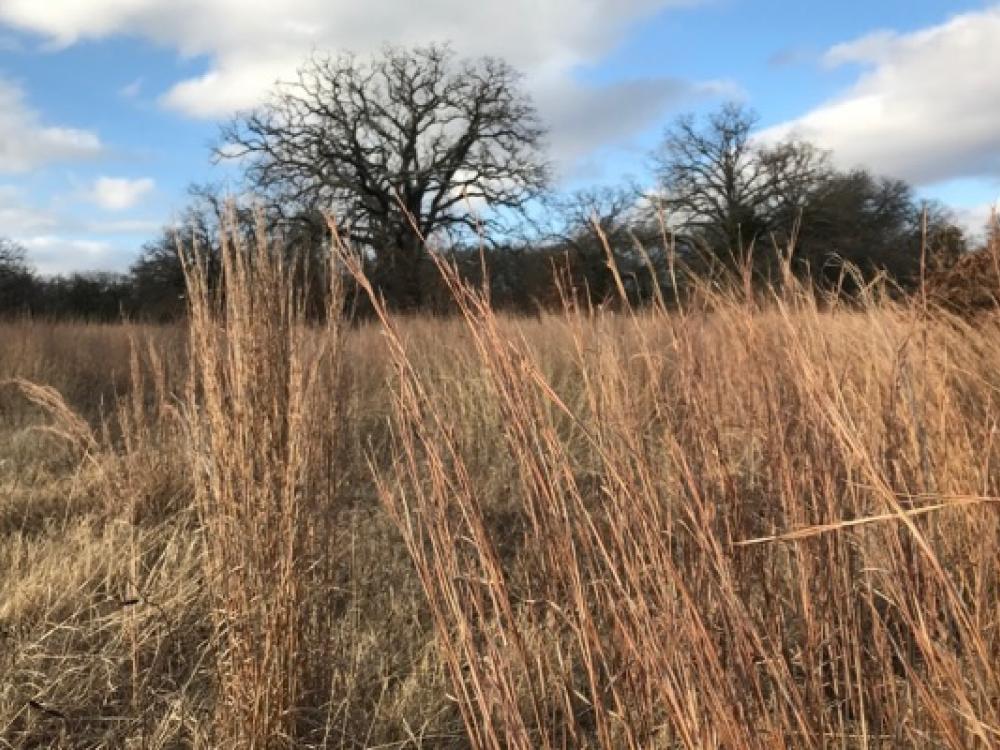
(2, 1, 1000, 747)
(0, 232, 998, 749)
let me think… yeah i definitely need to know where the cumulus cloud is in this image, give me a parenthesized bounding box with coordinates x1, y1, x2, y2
(760, 5, 1000, 186)
(0, 78, 102, 172)
(0, 0, 707, 176)
(89, 176, 156, 211)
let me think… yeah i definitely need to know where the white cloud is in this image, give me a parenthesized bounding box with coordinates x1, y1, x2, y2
(0, 78, 103, 172)
(19, 235, 127, 275)
(85, 218, 161, 234)
(89, 176, 156, 211)
(0, 0, 706, 176)
(0, 184, 160, 273)
(760, 6, 1000, 186)
(0, 185, 59, 234)
(0, 33, 25, 52)
(951, 201, 1000, 243)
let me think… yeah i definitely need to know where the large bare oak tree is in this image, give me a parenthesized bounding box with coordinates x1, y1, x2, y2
(217, 43, 550, 307)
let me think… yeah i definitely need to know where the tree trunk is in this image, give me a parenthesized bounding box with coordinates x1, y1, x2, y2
(374, 231, 424, 310)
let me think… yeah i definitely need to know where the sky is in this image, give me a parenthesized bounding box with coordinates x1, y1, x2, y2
(0, 0, 998, 274)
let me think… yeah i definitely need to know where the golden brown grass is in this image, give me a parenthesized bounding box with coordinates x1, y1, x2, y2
(1, 225, 999, 747)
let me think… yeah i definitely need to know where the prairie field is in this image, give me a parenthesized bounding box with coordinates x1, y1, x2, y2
(1, 237, 999, 748)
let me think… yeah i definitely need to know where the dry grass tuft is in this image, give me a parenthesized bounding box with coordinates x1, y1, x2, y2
(179, 209, 349, 746)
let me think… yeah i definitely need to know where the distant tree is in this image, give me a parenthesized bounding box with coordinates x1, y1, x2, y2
(34, 272, 132, 320)
(0, 237, 28, 270)
(3, 238, 141, 320)
(793, 170, 966, 288)
(551, 187, 635, 302)
(0, 238, 37, 315)
(130, 184, 337, 320)
(651, 102, 829, 265)
(544, 186, 668, 304)
(130, 237, 193, 322)
(130, 184, 265, 320)
(918, 199, 968, 268)
(217, 43, 550, 308)
(651, 103, 970, 291)
(130, 194, 216, 320)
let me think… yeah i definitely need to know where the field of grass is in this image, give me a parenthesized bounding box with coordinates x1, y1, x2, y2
(1, 230, 998, 748)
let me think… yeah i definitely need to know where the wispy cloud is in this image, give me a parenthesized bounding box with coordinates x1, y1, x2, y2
(0, 182, 160, 273)
(0, 32, 25, 52)
(119, 77, 143, 98)
(0, 185, 59, 234)
(0, 77, 103, 172)
(766, 45, 817, 68)
(19, 235, 126, 275)
(952, 201, 1000, 242)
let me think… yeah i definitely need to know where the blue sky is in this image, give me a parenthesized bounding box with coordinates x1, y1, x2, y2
(0, 0, 997, 273)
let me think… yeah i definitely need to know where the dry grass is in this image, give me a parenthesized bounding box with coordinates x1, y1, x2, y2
(927, 212, 1000, 318)
(0, 223, 999, 747)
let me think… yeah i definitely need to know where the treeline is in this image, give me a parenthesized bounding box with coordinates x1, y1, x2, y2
(0, 45, 978, 321)
(0, 240, 130, 320)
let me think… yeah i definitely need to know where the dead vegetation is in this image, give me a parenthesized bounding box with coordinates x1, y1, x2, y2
(1, 221, 999, 747)
(926, 209, 1000, 317)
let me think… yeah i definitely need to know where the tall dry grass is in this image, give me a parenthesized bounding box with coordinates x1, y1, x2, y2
(0, 218, 998, 747)
(180, 213, 350, 745)
(333, 220, 1000, 747)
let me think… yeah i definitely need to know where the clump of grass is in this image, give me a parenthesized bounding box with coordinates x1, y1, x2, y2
(180, 209, 347, 746)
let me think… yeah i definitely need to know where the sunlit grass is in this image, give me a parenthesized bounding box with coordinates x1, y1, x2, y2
(0, 224, 998, 747)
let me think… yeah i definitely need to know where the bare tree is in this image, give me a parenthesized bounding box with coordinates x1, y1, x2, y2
(0, 237, 35, 314)
(544, 186, 646, 303)
(218, 43, 550, 307)
(0, 237, 29, 274)
(652, 102, 828, 263)
(130, 186, 226, 320)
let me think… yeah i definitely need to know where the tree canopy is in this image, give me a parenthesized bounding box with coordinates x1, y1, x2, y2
(651, 102, 968, 286)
